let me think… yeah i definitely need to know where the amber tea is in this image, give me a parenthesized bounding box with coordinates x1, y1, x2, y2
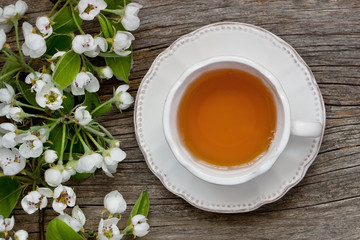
(177, 68, 277, 167)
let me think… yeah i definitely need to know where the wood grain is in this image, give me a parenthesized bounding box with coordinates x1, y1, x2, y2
(2, 0, 360, 239)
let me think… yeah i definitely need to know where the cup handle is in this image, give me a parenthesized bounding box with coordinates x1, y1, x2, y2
(290, 121, 323, 138)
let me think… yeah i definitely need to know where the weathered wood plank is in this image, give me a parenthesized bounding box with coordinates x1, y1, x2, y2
(2, 0, 360, 239)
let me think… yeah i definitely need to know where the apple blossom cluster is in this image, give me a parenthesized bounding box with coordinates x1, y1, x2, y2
(0, 0, 149, 239)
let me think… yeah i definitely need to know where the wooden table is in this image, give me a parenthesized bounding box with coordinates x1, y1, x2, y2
(4, 0, 360, 239)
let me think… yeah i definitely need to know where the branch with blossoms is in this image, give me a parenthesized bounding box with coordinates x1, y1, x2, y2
(0, 0, 150, 239)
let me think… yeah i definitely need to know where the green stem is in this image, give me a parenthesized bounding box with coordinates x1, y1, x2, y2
(86, 132, 104, 150)
(68, 133, 76, 161)
(48, 0, 63, 17)
(58, 124, 66, 165)
(0, 67, 22, 81)
(13, 176, 33, 182)
(75, 125, 91, 152)
(43, 119, 61, 137)
(0, 57, 17, 62)
(82, 131, 90, 147)
(1, 48, 15, 59)
(17, 122, 53, 134)
(96, 123, 114, 139)
(37, 178, 50, 188)
(69, 3, 85, 34)
(35, 157, 43, 176)
(90, 98, 115, 115)
(83, 125, 105, 137)
(13, 20, 24, 60)
(28, 114, 58, 121)
(15, 101, 46, 112)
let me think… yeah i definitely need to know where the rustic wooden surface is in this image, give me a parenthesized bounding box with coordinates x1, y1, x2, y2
(2, 0, 360, 239)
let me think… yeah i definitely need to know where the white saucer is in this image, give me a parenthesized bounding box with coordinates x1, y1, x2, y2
(134, 22, 326, 213)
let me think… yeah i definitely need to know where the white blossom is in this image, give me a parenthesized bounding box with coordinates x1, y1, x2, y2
(30, 125, 50, 143)
(22, 22, 46, 58)
(36, 16, 52, 38)
(50, 51, 66, 72)
(9, 107, 24, 122)
(21, 188, 52, 214)
(113, 31, 134, 56)
(25, 72, 53, 92)
(15, 229, 29, 240)
(35, 84, 63, 110)
(0, 83, 14, 104)
(74, 106, 92, 126)
(0, 29, 5, 49)
(0, 215, 14, 232)
(78, 0, 107, 21)
(19, 134, 43, 158)
(121, 3, 143, 31)
(0, 148, 25, 175)
(72, 34, 96, 54)
(0, 83, 14, 118)
(14, 230, 28, 240)
(131, 214, 149, 237)
(84, 36, 108, 57)
(98, 218, 123, 240)
(44, 149, 57, 163)
(76, 152, 102, 173)
(61, 167, 76, 183)
(104, 190, 126, 214)
(102, 147, 126, 177)
(71, 72, 100, 96)
(57, 205, 86, 232)
(52, 184, 76, 215)
(98, 66, 113, 79)
(1, 130, 16, 148)
(44, 167, 75, 187)
(15, 0, 28, 16)
(0, 122, 17, 149)
(114, 85, 134, 110)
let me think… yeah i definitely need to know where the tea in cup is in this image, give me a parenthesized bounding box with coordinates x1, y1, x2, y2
(163, 56, 322, 185)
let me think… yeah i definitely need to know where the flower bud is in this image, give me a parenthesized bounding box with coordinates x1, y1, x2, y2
(104, 190, 127, 214)
(114, 85, 134, 110)
(9, 107, 24, 122)
(15, 229, 29, 240)
(44, 149, 57, 163)
(98, 66, 113, 79)
(44, 168, 62, 187)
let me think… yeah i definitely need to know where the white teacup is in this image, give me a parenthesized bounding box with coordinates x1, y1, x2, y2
(163, 56, 322, 185)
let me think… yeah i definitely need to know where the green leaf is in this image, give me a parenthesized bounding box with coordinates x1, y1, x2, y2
(62, 91, 74, 114)
(104, 0, 130, 9)
(0, 177, 22, 218)
(46, 218, 86, 240)
(53, 50, 81, 90)
(127, 189, 150, 226)
(16, 80, 39, 107)
(49, 122, 63, 154)
(71, 172, 92, 181)
(97, 13, 114, 39)
(52, 6, 83, 34)
(83, 92, 112, 118)
(105, 52, 132, 83)
(46, 34, 73, 55)
(0, 61, 21, 85)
